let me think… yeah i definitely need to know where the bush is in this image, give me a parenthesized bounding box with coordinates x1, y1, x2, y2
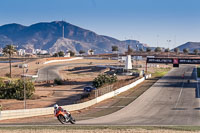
(93, 74, 117, 88)
(58, 51, 65, 57)
(0, 79, 35, 100)
(68, 50, 75, 56)
(80, 93, 90, 99)
(53, 53, 58, 57)
(54, 78, 63, 85)
(5, 73, 10, 77)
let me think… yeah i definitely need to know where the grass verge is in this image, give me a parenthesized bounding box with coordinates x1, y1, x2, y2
(151, 67, 171, 78)
(1, 125, 200, 131)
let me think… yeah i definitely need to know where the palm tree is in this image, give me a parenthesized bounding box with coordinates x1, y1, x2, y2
(58, 51, 64, 57)
(146, 47, 152, 52)
(79, 50, 85, 55)
(154, 47, 162, 52)
(183, 48, 189, 54)
(164, 48, 170, 52)
(112, 46, 118, 52)
(127, 45, 133, 54)
(174, 48, 179, 54)
(3, 45, 17, 78)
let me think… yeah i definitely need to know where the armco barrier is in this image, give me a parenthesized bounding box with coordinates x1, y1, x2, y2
(0, 74, 151, 121)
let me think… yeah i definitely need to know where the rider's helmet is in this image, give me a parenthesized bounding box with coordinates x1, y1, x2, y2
(54, 104, 59, 110)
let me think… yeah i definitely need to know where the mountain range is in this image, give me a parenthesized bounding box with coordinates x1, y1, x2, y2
(0, 21, 147, 54)
(175, 42, 200, 52)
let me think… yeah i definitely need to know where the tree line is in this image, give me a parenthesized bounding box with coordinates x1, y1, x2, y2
(111, 45, 199, 55)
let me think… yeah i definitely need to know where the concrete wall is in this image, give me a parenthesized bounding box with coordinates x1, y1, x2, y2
(62, 99, 97, 111)
(114, 77, 145, 96)
(96, 92, 115, 103)
(0, 107, 53, 120)
(0, 74, 151, 121)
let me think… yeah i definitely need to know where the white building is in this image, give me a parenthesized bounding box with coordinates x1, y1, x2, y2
(35, 49, 48, 55)
(40, 50, 48, 54)
(25, 48, 35, 54)
(17, 49, 26, 56)
(88, 49, 94, 55)
(64, 51, 71, 57)
(0, 48, 3, 54)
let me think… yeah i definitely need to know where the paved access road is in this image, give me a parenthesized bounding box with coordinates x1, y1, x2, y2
(78, 65, 200, 125)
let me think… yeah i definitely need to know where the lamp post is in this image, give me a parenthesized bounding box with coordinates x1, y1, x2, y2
(167, 40, 171, 58)
(136, 44, 139, 67)
(23, 54, 26, 109)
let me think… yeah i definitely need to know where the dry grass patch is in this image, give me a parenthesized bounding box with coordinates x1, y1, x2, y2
(0, 129, 198, 133)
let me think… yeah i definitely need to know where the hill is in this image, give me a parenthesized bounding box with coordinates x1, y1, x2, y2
(0, 21, 147, 54)
(175, 42, 200, 52)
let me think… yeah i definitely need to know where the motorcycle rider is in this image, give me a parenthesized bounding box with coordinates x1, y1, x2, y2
(54, 104, 69, 120)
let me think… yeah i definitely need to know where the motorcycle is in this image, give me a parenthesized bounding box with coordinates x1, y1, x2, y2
(54, 109, 76, 124)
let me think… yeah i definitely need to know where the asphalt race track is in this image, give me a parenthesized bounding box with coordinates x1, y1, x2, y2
(1, 65, 200, 126)
(36, 62, 117, 82)
(78, 65, 200, 125)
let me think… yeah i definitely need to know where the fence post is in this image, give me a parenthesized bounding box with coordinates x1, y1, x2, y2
(0, 104, 2, 120)
(95, 90, 98, 98)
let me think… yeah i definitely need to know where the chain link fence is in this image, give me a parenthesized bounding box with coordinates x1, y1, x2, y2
(94, 76, 141, 98)
(95, 84, 114, 97)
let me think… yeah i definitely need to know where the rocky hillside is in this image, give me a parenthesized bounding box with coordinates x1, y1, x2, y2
(0, 21, 147, 54)
(175, 42, 200, 52)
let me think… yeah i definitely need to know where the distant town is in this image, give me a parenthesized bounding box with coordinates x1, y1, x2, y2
(0, 46, 95, 57)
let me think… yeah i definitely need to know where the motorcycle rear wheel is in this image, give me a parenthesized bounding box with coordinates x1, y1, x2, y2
(69, 116, 76, 124)
(57, 115, 66, 124)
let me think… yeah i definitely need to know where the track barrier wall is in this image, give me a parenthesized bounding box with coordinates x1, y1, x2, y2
(0, 74, 151, 121)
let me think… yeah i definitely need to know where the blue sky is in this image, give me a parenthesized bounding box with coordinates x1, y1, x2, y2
(0, 0, 200, 48)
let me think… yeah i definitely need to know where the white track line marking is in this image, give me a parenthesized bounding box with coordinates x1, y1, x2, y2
(174, 79, 185, 108)
(196, 66, 199, 98)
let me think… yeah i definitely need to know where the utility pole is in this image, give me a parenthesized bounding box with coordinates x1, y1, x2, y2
(136, 44, 139, 67)
(167, 40, 171, 58)
(23, 54, 26, 109)
(46, 69, 49, 84)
